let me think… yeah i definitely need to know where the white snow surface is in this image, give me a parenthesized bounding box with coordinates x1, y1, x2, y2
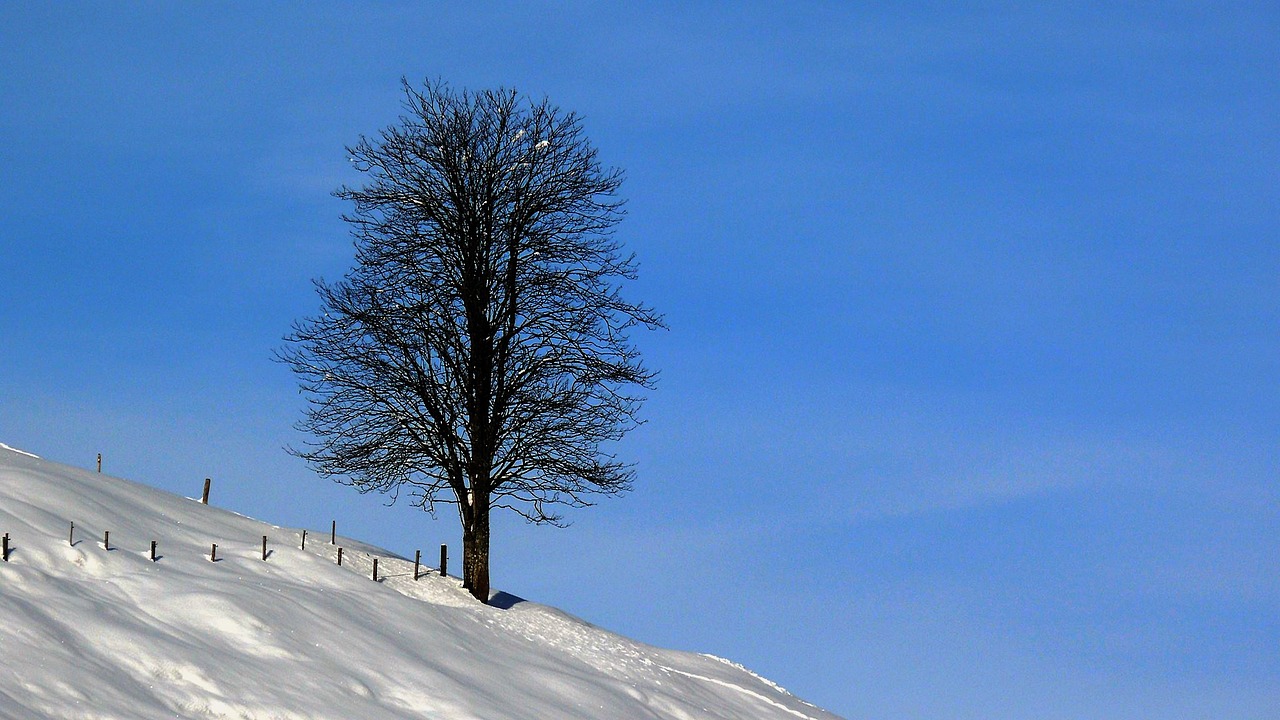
(0, 444, 842, 719)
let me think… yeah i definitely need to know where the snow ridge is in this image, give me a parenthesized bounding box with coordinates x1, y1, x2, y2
(0, 442, 39, 458)
(0, 445, 844, 719)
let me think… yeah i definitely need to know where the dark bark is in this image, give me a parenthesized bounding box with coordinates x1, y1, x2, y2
(466, 492, 492, 600)
(280, 79, 662, 603)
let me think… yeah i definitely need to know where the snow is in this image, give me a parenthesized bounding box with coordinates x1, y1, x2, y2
(0, 443, 39, 458)
(0, 444, 843, 719)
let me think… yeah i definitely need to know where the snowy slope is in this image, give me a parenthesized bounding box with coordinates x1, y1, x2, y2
(0, 444, 843, 720)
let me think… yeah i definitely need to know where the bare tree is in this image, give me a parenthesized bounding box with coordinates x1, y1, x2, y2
(280, 80, 662, 603)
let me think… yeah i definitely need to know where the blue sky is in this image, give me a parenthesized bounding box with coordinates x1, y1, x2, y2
(1, 3, 1276, 718)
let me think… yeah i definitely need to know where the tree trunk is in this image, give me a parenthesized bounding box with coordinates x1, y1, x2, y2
(461, 524, 474, 588)
(463, 495, 491, 603)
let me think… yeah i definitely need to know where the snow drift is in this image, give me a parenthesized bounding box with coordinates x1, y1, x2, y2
(0, 444, 842, 719)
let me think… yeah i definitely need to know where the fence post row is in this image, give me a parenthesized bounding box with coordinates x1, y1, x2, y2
(23, 514, 443, 591)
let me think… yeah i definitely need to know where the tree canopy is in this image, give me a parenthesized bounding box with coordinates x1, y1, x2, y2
(280, 80, 662, 602)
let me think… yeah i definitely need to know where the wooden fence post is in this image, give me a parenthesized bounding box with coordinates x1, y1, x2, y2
(331, 520, 336, 545)
(150, 540, 157, 562)
(2, 533, 8, 561)
(69, 522, 74, 546)
(103, 531, 110, 551)
(210, 543, 217, 562)
(439, 544, 447, 578)
(373, 558, 379, 582)
(97, 453, 102, 473)
(301, 530, 307, 550)
(414, 549, 421, 580)
(201, 478, 211, 504)
(262, 535, 268, 561)
(337, 547, 343, 566)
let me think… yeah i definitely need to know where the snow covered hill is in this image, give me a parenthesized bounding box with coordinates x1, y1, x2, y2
(0, 444, 843, 719)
